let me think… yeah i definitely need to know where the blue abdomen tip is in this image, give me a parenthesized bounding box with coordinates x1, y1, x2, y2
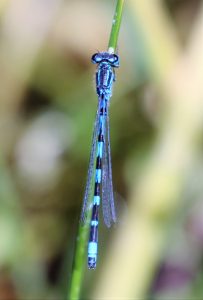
(88, 257, 97, 269)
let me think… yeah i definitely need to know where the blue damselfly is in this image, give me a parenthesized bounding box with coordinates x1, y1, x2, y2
(81, 51, 120, 269)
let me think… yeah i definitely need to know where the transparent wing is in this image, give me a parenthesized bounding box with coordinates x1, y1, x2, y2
(101, 100, 117, 227)
(106, 104, 117, 223)
(80, 104, 100, 224)
(102, 101, 112, 227)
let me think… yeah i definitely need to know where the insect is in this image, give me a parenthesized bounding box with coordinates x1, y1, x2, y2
(81, 51, 120, 269)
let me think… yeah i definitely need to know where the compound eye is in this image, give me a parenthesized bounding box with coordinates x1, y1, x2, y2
(108, 54, 119, 66)
(91, 53, 102, 64)
(108, 55, 114, 63)
(112, 54, 119, 63)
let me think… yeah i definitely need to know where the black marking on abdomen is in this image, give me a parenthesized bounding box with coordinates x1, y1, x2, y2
(96, 157, 102, 169)
(89, 223, 98, 242)
(94, 182, 100, 196)
(92, 204, 99, 221)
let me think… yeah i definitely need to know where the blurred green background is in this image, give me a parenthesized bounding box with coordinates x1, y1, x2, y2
(1, 0, 203, 299)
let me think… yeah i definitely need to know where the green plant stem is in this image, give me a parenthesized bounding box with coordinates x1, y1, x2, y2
(68, 221, 90, 300)
(68, 174, 94, 299)
(68, 1, 124, 300)
(108, 0, 125, 52)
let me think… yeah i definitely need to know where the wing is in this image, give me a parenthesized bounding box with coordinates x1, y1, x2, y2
(101, 100, 112, 227)
(106, 103, 117, 223)
(101, 100, 117, 227)
(80, 104, 100, 224)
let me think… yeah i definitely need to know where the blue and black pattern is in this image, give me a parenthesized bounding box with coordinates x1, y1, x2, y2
(81, 52, 120, 269)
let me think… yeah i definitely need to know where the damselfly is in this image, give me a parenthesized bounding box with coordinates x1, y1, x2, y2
(81, 51, 120, 269)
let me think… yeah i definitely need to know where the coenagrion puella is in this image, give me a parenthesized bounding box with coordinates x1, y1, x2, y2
(81, 51, 120, 269)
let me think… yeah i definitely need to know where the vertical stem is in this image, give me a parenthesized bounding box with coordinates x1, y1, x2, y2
(68, 221, 90, 300)
(108, 0, 125, 53)
(68, 1, 124, 299)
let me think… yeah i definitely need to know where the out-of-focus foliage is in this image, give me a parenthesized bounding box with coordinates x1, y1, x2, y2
(0, 0, 203, 299)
